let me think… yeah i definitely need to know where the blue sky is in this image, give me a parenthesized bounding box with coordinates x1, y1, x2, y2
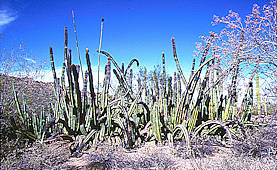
(0, 0, 268, 77)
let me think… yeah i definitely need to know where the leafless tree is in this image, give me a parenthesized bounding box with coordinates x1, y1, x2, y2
(194, 0, 277, 102)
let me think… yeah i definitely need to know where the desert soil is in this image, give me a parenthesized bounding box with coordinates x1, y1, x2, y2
(1, 114, 277, 169)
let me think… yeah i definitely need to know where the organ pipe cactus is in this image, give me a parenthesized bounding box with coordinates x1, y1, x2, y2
(11, 18, 267, 156)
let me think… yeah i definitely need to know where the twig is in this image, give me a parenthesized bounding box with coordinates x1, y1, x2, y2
(97, 18, 104, 105)
(72, 10, 84, 79)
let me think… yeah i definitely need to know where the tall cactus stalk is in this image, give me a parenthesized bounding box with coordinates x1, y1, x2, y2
(263, 96, 268, 116)
(50, 47, 57, 93)
(162, 52, 166, 98)
(230, 30, 244, 120)
(171, 37, 187, 87)
(238, 63, 259, 119)
(209, 59, 215, 120)
(189, 58, 196, 81)
(255, 72, 261, 119)
(85, 48, 97, 127)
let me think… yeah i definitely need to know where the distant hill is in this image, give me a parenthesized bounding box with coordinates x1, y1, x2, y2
(0, 73, 55, 117)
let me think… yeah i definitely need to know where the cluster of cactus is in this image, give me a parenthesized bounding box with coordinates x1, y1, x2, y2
(12, 83, 52, 141)
(46, 27, 153, 154)
(136, 32, 266, 147)
(12, 24, 268, 155)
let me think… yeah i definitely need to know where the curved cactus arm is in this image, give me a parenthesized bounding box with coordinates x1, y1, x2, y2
(40, 118, 57, 143)
(127, 81, 146, 117)
(174, 56, 215, 123)
(113, 116, 129, 146)
(98, 50, 134, 99)
(192, 120, 233, 145)
(83, 129, 97, 144)
(173, 123, 191, 151)
(138, 102, 151, 122)
(124, 59, 139, 76)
